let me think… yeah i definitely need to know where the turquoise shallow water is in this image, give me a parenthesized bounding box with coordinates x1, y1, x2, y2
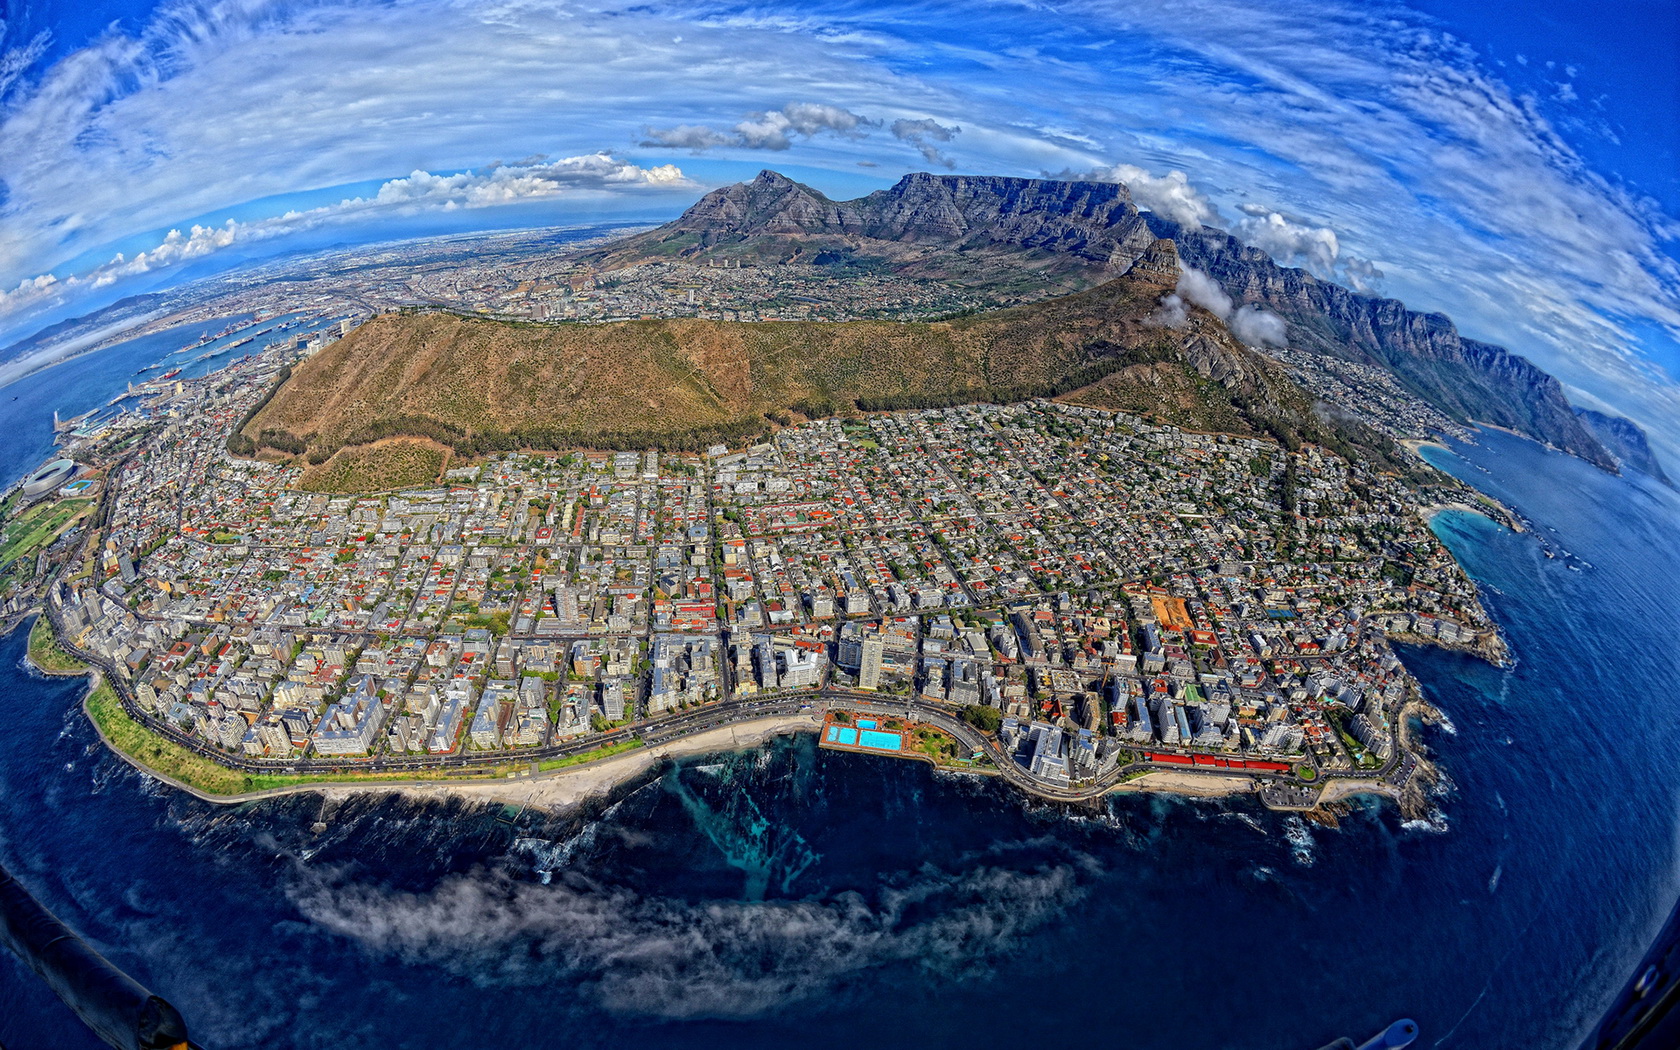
(1, 418, 1677, 1050)
(857, 730, 902, 750)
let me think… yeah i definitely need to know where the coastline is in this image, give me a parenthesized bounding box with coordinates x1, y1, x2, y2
(318, 712, 828, 811)
(1110, 770, 1255, 799)
(15, 595, 1442, 817)
(1317, 777, 1400, 806)
(1401, 437, 1453, 456)
(80, 676, 829, 812)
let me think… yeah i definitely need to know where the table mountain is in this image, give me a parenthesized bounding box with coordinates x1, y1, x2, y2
(598, 170, 1624, 472)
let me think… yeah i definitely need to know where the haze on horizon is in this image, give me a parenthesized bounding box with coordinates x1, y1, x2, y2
(0, 0, 1676, 456)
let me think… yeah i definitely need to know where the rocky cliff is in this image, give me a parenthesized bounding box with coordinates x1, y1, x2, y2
(589, 170, 1159, 293)
(1574, 408, 1672, 485)
(600, 170, 1618, 471)
(1142, 217, 1618, 470)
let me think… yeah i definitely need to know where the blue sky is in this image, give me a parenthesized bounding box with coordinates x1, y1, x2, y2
(1, 0, 1677, 456)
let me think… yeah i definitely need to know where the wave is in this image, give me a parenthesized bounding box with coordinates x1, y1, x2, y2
(514, 797, 626, 883)
(1282, 816, 1315, 867)
(1400, 806, 1451, 835)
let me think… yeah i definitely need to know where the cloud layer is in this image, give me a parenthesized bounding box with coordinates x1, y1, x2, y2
(643, 102, 876, 152)
(290, 853, 1088, 1019)
(0, 153, 690, 319)
(891, 118, 962, 167)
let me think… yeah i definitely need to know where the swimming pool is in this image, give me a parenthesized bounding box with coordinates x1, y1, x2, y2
(856, 719, 878, 729)
(826, 726, 859, 746)
(858, 730, 903, 750)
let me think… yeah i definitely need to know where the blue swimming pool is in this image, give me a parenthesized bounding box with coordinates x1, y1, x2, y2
(826, 726, 859, 746)
(858, 730, 903, 751)
(856, 719, 878, 729)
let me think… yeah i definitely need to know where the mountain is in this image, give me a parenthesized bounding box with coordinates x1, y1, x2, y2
(596, 171, 1617, 471)
(240, 245, 1408, 492)
(1574, 408, 1672, 485)
(587, 170, 1156, 296)
(0, 292, 171, 369)
(1144, 217, 1619, 471)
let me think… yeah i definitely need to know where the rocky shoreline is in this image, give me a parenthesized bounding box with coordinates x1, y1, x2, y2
(1388, 626, 1512, 668)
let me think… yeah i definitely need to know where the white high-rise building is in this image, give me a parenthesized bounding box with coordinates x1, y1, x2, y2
(859, 635, 884, 690)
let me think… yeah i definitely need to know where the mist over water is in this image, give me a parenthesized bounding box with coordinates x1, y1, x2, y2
(2, 417, 1678, 1049)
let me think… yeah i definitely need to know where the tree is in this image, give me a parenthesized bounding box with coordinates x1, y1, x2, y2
(959, 704, 1002, 733)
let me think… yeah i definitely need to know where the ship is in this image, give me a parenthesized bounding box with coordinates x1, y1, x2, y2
(195, 339, 245, 362)
(157, 367, 182, 381)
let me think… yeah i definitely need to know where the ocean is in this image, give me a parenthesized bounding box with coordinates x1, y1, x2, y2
(1, 347, 1677, 1049)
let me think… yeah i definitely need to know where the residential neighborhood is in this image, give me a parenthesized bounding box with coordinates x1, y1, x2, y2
(32, 342, 1500, 800)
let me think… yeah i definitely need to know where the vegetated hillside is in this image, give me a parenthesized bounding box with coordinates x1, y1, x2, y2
(596, 169, 1621, 470)
(239, 253, 1407, 492)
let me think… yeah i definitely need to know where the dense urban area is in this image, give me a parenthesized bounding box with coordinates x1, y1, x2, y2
(0, 276, 1506, 811)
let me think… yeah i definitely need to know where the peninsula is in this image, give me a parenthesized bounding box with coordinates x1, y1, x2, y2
(9, 170, 1617, 819)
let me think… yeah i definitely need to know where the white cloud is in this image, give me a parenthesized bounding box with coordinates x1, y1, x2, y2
(1149, 291, 1189, 328)
(109, 221, 241, 277)
(890, 117, 962, 167)
(0, 154, 690, 319)
(289, 850, 1089, 1019)
(1230, 303, 1288, 347)
(370, 154, 689, 207)
(1233, 205, 1340, 276)
(0, 271, 61, 316)
(1176, 267, 1234, 318)
(0, 23, 51, 102)
(1173, 266, 1287, 346)
(644, 102, 876, 152)
(1080, 163, 1222, 229)
(1223, 204, 1383, 290)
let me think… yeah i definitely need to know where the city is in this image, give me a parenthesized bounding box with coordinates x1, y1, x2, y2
(10, 327, 1502, 813)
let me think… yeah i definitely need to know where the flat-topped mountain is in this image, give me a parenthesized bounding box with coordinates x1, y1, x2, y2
(239, 251, 1405, 492)
(596, 170, 1620, 471)
(588, 171, 1154, 293)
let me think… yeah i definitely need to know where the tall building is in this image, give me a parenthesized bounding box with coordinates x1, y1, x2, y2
(859, 635, 884, 690)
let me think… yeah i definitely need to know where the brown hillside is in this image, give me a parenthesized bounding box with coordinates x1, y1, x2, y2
(240, 267, 1404, 492)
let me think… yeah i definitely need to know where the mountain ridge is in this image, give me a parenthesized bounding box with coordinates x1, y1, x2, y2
(598, 170, 1623, 472)
(1574, 407, 1672, 485)
(239, 253, 1413, 492)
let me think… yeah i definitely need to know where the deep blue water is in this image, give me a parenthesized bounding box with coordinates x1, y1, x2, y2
(2, 427, 1678, 1050)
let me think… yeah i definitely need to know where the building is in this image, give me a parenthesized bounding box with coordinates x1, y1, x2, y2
(1023, 723, 1071, 785)
(777, 646, 822, 689)
(312, 676, 387, 756)
(859, 635, 884, 690)
(427, 684, 472, 753)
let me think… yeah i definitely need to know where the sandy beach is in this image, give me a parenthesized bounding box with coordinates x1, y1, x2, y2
(1401, 437, 1453, 456)
(1420, 500, 1494, 521)
(1110, 770, 1255, 798)
(314, 710, 826, 812)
